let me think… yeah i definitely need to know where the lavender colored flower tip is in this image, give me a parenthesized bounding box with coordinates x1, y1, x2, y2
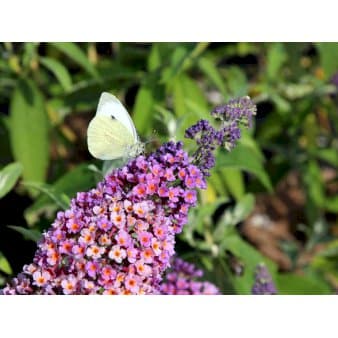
(1, 142, 207, 295)
(251, 263, 277, 295)
(211, 96, 257, 123)
(184, 96, 257, 176)
(159, 257, 220, 295)
(330, 72, 338, 87)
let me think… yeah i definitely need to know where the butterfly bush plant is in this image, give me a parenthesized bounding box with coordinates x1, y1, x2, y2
(1, 96, 256, 295)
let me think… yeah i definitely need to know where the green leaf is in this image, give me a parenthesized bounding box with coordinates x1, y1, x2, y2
(198, 57, 227, 96)
(213, 194, 254, 241)
(221, 168, 245, 200)
(22, 43, 39, 69)
(0, 162, 23, 198)
(9, 78, 49, 184)
(154, 104, 180, 139)
(282, 83, 314, 100)
(240, 130, 265, 162)
(270, 92, 292, 114)
(302, 160, 325, 210)
(51, 42, 99, 79)
(22, 181, 70, 210)
(24, 164, 96, 225)
(147, 43, 161, 71)
(315, 148, 338, 167)
(162, 43, 208, 83)
(40, 57, 73, 91)
(325, 195, 338, 213)
(222, 234, 277, 294)
(216, 144, 273, 192)
(232, 194, 255, 223)
(182, 75, 209, 113)
(172, 74, 209, 137)
(183, 197, 228, 244)
(0, 252, 12, 275)
(266, 43, 287, 80)
(317, 43, 338, 79)
(208, 170, 228, 197)
(225, 66, 248, 96)
(133, 85, 155, 135)
(172, 75, 187, 117)
(276, 273, 331, 295)
(8, 225, 41, 242)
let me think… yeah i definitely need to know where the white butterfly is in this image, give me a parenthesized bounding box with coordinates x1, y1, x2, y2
(87, 92, 144, 160)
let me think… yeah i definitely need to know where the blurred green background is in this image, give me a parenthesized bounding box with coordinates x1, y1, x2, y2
(0, 42, 337, 294)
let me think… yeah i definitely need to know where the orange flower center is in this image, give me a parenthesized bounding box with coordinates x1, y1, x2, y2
(37, 277, 45, 284)
(71, 223, 79, 231)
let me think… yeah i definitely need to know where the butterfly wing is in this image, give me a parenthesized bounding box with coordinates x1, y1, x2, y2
(96, 92, 138, 142)
(87, 115, 135, 160)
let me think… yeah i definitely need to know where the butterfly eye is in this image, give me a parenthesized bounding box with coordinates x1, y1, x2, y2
(111, 115, 116, 120)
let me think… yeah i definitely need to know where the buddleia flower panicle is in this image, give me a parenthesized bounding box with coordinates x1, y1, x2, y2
(211, 96, 257, 127)
(1, 96, 256, 295)
(185, 96, 256, 176)
(251, 263, 277, 295)
(1, 142, 206, 295)
(160, 257, 219, 295)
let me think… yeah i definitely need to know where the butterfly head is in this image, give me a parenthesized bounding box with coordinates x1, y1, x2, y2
(126, 141, 145, 158)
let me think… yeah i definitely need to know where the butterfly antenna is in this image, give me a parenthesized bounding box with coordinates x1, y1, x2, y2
(143, 129, 158, 145)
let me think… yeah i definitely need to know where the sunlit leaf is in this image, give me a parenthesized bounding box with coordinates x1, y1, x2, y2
(317, 43, 338, 79)
(302, 161, 325, 215)
(51, 42, 100, 79)
(315, 148, 338, 167)
(147, 43, 161, 71)
(0, 251, 12, 275)
(133, 85, 155, 135)
(172, 74, 209, 137)
(266, 43, 287, 80)
(0, 162, 23, 198)
(216, 145, 273, 192)
(221, 168, 245, 200)
(9, 78, 49, 185)
(198, 57, 227, 97)
(40, 57, 73, 91)
(276, 273, 331, 295)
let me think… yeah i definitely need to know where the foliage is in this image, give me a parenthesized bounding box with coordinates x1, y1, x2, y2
(0, 42, 337, 294)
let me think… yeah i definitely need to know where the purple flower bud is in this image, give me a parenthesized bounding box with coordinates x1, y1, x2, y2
(160, 257, 220, 295)
(330, 72, 338, 87)
(251, 263, 277, 295)
(212, 96, 256, 127)
(186, 96, 256, 176)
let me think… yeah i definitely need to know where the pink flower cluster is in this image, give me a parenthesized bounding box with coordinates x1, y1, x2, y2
(1, 142, 206, 295)
(160, 257, 219, 295)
